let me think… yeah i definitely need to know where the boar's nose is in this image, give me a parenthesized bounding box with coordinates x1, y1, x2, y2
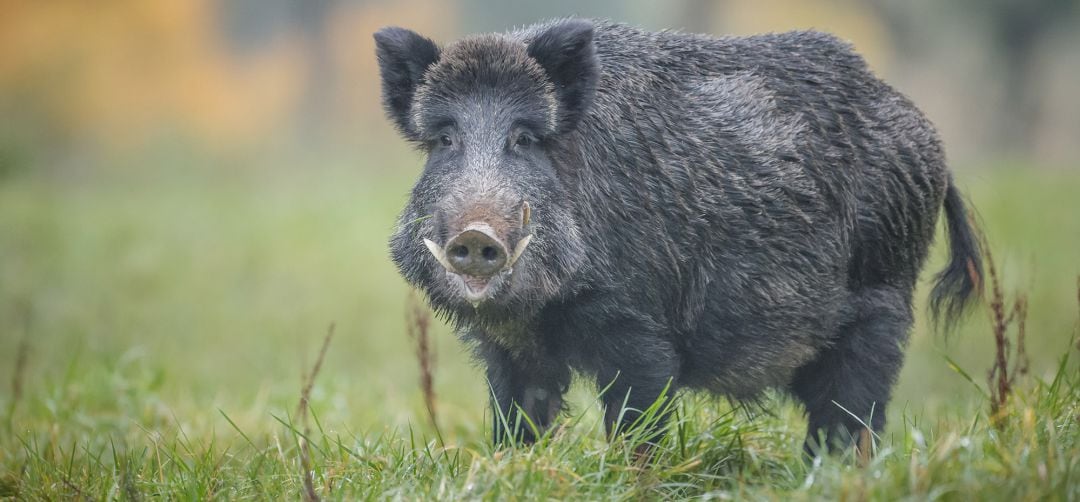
(445, 226, 508, 277)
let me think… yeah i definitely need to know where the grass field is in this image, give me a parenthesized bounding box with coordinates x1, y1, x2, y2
(1, 160, 1078, 499)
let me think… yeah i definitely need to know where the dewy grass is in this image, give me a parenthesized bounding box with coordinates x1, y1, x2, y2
(2, 343, 1079, 499)
(10, 337, 1077, 499)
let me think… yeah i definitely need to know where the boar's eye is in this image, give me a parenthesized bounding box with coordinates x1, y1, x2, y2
(439, 134, 453, 147)
(514, 133, 534, 148)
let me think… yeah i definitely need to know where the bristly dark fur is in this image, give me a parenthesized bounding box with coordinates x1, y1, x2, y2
(375, 19, 982, 455)
(374, 27, 441, 141)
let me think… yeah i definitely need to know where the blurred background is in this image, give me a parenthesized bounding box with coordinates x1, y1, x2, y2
(1, 0, 1078, 439)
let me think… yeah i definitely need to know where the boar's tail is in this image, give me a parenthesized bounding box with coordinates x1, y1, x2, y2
(929, 176, 984, 331)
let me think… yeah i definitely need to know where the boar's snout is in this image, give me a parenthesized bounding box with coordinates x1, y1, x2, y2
(421, 201, 535, 286)
(445, 225, 507, 278)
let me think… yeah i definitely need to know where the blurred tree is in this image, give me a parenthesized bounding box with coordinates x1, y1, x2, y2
(865, 0, 925, 57)
(0, 1, 305, 162)
(968, 0, 1076, 156)
(677, 0, 719, 34)
(872, 0, 1078, 157)
(218, 0, 341, 143)
(292, 0, 342, 142)
(456, 0, 642, 33)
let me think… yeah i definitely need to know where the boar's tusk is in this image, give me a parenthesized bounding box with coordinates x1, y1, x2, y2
(521, 201, 531, 228)
(506, 234, 533, 269)
(423, 238, 456, 272)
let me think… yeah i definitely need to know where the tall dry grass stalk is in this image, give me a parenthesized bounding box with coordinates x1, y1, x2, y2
(976, 231, 1029, 423)
(296, 323, 335, 502)
(407, 291, 443, 446)
(5, 300, 31, 432)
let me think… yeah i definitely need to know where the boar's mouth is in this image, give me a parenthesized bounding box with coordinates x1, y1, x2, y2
(423, 234, 533, 301)
(421, 202, 533, 302)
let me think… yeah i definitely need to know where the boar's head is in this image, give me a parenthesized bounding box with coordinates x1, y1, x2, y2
(375, 20, 597, 318)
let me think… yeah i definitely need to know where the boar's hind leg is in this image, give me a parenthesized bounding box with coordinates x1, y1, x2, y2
(481, 343, 570, 446)
(789, 287, 913, 458)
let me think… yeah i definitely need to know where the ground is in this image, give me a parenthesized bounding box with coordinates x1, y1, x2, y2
(0, 158, 1077, 499)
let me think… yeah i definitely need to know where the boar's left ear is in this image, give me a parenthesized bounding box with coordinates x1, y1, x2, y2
(374, 27, 441, 140)
(527, 20, 599, 134)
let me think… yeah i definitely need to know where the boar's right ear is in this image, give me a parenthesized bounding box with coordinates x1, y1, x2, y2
(527, 20, 599, 134)
(374, 27, 441, 140)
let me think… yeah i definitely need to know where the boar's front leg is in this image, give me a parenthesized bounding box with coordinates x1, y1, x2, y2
(479, 342, 570, 446)
(585, 316, 681, 449)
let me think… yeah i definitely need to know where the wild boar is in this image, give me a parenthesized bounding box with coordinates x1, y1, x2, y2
(375, 18, 981, 454)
